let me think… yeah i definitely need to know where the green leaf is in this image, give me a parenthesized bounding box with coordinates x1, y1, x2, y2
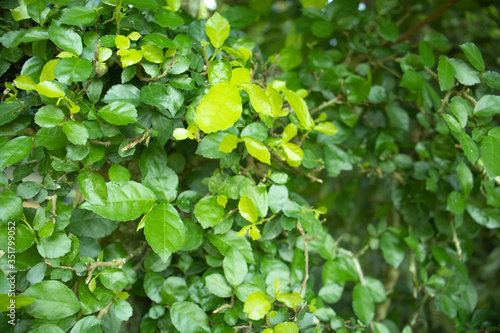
(219, 134, 239, 153)
(459, 42, 485, 72)
(80, 181, 156, 221)
(170, 301, 210, 333)
(387, 102, 410, 131)
(54, 57, 93, 85)
(481, 127, 500, 178)
(35, 81, 65, 98)
(22, 281, 80, 320)
(277, 292, 303, 308)
(373, 322, 391, 333)
(113, 299, 133, 321)
(103, 84, 141, 106)
(161, 276, 188, 304)
(0, 190, 23, 224)
(243, 291, 271, 320)
(466, 201, 500, 229)
(242, 137, 271, 165)
(447, 191, 465, 214)
(196, 82, 242, 133)
(380, 231, 404, 268)
(0, 224, 34, 253)
(223, 247, 248, 286)
(100, 267, 128, 290)
(98, 102, 138, 125)
(318, 283, 343, 303)
(48, 22, 82, 56)
(0, 136, 33, 170)
(71, 316, 102, 333)
(400, 70, 423, 91)
(37, 232, 72, 258)
(59, 6, 97, 26)
(473, 95, 500, 117)
(67, 209, 120, 239)
(221, 6, 258, 29)
(78, 169, 107, 206)
(275, 322, 299, 333)
(208, 59, 232, 86)
(241, 83, 273, 116)
(437, 57, 454, 91)
(283, 89, 314, 129)
(0, 294, 34, 311)
(108, 164, 130, 185)
(449, 58, 480, 86)
(62, 120, 88, 145)
(482, 71, 500, 90)
(206, 12, 230, 49)
(457, 161, 473, 197)
(238, 195, 258, 223)
(418, 41, 435, 68)
(144, 203, 185, 262)
(205, 273, 233, 298)
(141, 44, 163, 64)
(352, 283, 374, 324)
(34, 105, 66, 127)
(441, 114, 461, 133)
(154, 9, 184, 28)
(194, 195, 224, 228)
(460, 132, 478, 164)
(449, 96, 470, 128)
(376, 20, 398, 42)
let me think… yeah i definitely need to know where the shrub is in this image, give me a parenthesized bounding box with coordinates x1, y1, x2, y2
(0, 0, 499, 332)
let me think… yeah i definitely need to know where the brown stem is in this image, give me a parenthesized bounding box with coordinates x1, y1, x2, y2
(396, 0, 460, 43)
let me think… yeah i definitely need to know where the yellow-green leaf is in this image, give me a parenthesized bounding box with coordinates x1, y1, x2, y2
(117, 49, 143, 67)
(281, 142, 303, 167)
(218, 134, 239, 153)
(249, 225, 260, 240)
(217, 195, 228, 208)
(275, 322, 299, 333)
(241, 83, 272, 116)
(56, 51, 77, 58)
(127, 31, 141, 41)
(242, 137, 271, 165)
(283, 89, 314, 130)
(141, 44, 164, 64)
(206, 12, 230, 49)
(35, 81, 65, 98)
(230, 67, 251, 85)
(196, 82, 242, 133)
(266, 83, 286, 118)
(282, 123, 297, 143)
(173, 128, 194, 140)
(40, 60, 59, 82)
(243, 291, 271, 320)
(314, 122, 338, 135)
(14, 75, 36, 90)
(277, 292, 303, 308)
(115, 35, 130, 50)
(238, 194, 258, 223)
(237, 225, 251, 237)
(98, 47, 112, 63)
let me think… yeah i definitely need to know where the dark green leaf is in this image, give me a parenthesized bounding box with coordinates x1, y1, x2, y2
(459, 42, 485, 72)
(22, 281, 80, 320)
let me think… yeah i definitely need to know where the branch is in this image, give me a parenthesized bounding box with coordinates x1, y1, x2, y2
(85, 243, 147, 284)
(396, 0, 461, 43)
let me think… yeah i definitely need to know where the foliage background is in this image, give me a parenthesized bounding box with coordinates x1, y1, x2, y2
(0, 0, 499, 332)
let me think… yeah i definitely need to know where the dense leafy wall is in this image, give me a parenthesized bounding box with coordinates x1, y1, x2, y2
(0, 0, 499, 332)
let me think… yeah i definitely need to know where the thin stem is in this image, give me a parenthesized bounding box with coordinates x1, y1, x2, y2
(296, 221, 309, 298)
(450, 218, 462, 260)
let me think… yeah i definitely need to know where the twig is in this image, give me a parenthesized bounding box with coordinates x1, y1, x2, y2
(396, 0, 461, 43)
(450, 218, 462, 260)
(97, 299, 114, 319)
(213, 292, 234, 313)
(311, 98, 341, 114)
(296, 221, 309, 298)
(89, 139, 112, 146)
(85, 243, 147, 284)
(136, 55, 176, 82)
(44, 259, 75, 271)
(409, 293, 429, 326)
